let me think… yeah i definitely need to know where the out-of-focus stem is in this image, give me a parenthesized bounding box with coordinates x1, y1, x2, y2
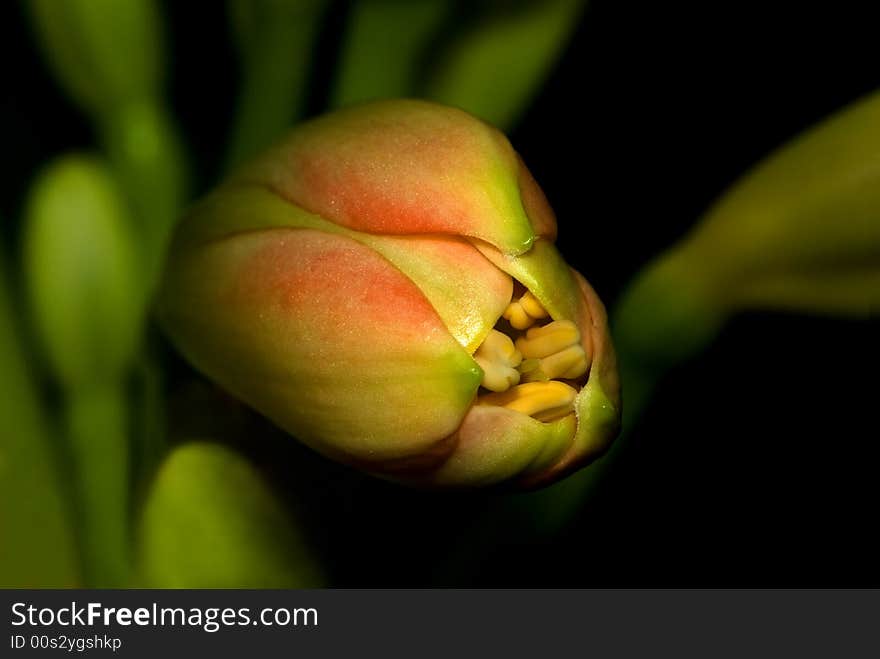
(225, 0, 330, 169)
(131, 345, 168, 501)
(0, 251, 80, 587)
(99, 102, 188, 291)
(423, 0, 587, 131)
(65, 383, 130, 587)
(330, 0, 451, 109)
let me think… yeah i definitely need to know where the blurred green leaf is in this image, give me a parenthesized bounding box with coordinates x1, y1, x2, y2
(424, 0, 587, 130)
(65, 385, 131, 587)
(331, 0, 452, 108)
(225, 0, 331, 168)
(0, 248, 80, 587)
(137, 442, 325, 588)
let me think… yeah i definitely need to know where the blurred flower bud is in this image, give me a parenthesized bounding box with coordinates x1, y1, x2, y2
(615, 90, 880, 374)
(138, 442, 324, 587)
(28, 0, 162, 117)
(24, 155, 141, 390)
(159, 99, 619, 488)
(29, 0, 186, 288)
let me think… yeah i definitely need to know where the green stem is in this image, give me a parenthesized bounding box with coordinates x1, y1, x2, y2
(99, 101, 188, 290)
(225, 0, 329, 169)
(330, 0, 451, 109)
(131, 344, 167, 501)
(66, 383, 130, 587)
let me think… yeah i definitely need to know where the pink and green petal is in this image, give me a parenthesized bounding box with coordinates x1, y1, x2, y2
(168, 183, 323, 251)
(174, 184, 513, 354)
(158, 228, 481, 464)
(517, 155, 558, 241)
(230, 99, 542, 255)
(420, 405, 577, 488)
(519, 271, 621, 487)
(359, 234, 512, 353)
(472, 238, 584, 323)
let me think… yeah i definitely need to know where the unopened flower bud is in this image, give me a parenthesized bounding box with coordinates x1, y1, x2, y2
(159, 99, 620, 488)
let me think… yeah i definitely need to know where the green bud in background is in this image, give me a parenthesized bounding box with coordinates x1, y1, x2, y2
(23, 156, 141, 390)
(28, 0, 162, 116)
(28, 0, 188, 286)
(138, 442, 325, 588)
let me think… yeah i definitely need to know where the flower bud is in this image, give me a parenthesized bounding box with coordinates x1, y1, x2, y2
(158, 99, 620, 488)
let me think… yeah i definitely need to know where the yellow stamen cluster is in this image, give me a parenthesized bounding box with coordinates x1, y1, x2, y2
(478, 381, 578, 423)
(474, 291, 590, 423)
(502, 291, 549, 329)
(473, 329, 522, 392)
(516, 320, 589, 382)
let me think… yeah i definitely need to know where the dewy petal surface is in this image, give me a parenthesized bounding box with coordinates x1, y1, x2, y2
(159, 227, 482, 464)
(229, 99, 552, 255)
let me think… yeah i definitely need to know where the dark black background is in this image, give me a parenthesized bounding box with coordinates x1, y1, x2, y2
(2, 0, 878, 586)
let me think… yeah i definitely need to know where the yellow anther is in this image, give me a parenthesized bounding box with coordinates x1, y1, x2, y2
(521, 345, 589, 382)
(502, 302, 533, 330)
(474, 329, 523, 392)
(515, 320, 581, 360)
(519, 291, 548, 320)
(502, 291, 549, 330)
(478, 381, 578, 423)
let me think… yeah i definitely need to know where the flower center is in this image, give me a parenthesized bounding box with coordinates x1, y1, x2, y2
(474, 288, 589, 422)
